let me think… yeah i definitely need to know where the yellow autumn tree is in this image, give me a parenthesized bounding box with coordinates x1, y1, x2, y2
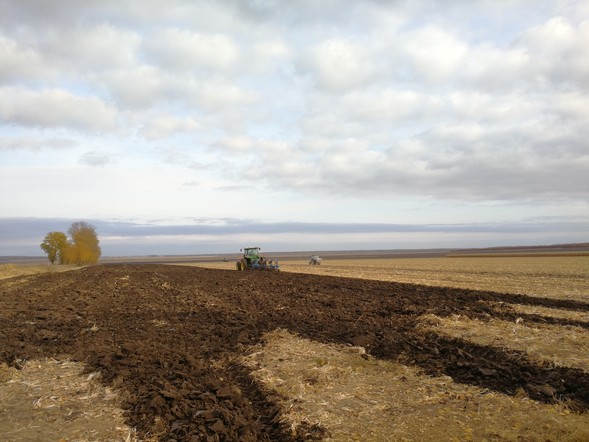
(40, 231, 69, 264)
(62, 221, 102, 265)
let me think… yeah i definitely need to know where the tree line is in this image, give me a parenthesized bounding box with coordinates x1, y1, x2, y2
(40, 221, 101, 265)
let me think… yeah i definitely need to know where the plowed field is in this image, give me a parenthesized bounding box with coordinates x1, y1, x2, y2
(1, 264, 589, 440)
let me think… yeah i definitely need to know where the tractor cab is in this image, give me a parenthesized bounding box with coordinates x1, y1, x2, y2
(243, 247, 261, 266)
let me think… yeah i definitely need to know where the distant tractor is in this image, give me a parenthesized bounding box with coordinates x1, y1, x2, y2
(236, 247, 279, 271)
(309, 255, 322, 265)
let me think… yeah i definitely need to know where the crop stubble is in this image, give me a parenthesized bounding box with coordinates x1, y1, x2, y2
(278, 256, 589, 301)
(191, 256, 589, 300)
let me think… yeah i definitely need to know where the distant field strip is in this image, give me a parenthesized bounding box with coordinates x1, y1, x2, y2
(187, 256, 589, 301)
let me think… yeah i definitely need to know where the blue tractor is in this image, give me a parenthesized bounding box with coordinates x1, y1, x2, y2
(236, 247, 279, 271)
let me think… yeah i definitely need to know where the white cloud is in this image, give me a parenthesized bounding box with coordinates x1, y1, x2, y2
(460, 45, 531, 91)
(0, 36, 48, 83)
(141, 116, 201, 140)
(552, 92, 589, 120)
(249, 40, 290, 71)
(188, 79, 258, 110)
(101, 67, 257, 113)
(402, 26, 468, 83)
(100, 66, 163, 108)
(0, 87, 117, 130)
(215, 136, 254, 152)
(0, 136, 75, 151)
(518, 16, 589, 88)
(47, 24, 140, 71)
(340, 89, 441, 123)
(447, 91, 537, 123)
(145, 28, 239, 72)
(302, 38, 374, 92)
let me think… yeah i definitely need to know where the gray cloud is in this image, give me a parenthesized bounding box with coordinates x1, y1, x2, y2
(79, 151, 115, 166)
(2, 216, 587, 241)
(230, 110, 589, 202)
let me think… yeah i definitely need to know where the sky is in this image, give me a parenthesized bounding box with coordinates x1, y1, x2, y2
(1, 0, 588, 256)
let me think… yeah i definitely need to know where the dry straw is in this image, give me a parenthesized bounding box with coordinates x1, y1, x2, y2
(241, 328, 589, 441)
(420, 313, 589, 372)
(0, 358, 136, 442)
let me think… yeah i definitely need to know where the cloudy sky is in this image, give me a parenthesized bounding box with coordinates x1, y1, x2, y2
(1, 0, 588, 256)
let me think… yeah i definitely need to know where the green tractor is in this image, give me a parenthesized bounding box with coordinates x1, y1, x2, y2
(236, 247, 279, 271)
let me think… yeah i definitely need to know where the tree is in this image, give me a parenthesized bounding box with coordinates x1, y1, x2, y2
(40, 222, 101, 265)
(40, 231, 69, 264)
(65, 221, 101, 265)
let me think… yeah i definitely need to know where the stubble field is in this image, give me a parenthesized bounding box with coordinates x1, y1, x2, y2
(1, 255, 588, 441)
(193, 255, 589, 301)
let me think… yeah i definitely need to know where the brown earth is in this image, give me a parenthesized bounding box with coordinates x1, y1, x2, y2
(1, 264, 589, 440)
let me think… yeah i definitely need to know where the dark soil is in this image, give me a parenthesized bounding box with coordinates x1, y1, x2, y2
(1, 264, 588, 441)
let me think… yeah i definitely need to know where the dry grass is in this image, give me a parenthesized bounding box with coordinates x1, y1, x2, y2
(419, 314, 589, 372)
(241, 329, 589, 441)
(0, 263, 82, 281)
(488, 302, 589, 323)
(283, 257, 589, 301)
(0, 263, 51, 279)
(186, 256, 589, 301)
(0, 359, 136, 442)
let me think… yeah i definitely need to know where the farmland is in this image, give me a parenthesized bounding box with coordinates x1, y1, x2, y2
(1, 256, 588, 441)
(191, 255, 589, 301)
